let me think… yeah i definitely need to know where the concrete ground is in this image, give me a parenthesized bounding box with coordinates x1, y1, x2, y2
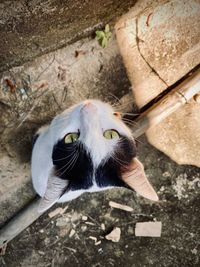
(0, 31, 200, 267)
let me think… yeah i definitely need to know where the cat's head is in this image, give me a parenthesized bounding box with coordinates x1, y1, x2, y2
(39, 100, 158, 212)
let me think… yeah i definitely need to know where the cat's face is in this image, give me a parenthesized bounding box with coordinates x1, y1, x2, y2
(36, 100, 158, 212)
(51, 100, 136, 188)
(50, 100, 134, 166)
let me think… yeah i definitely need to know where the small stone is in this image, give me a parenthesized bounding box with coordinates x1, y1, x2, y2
(82, 215, 88, 221)
(56, 216, 70, 227)
(95, 241, 102, 246)
(101, 223, 106, 231)
(38, 251, 45, 255)
(98, 248, 103, 254)
(135, 222, 162, 237)
(105, 227, 121, 242)
(69, 229, 76, 238)
(81, 225, 87, 232)
(89, 236, 97, 242)
(191, 248, 197, 255)
(163, 172, 170, 177)
(48, 206, 68, 218)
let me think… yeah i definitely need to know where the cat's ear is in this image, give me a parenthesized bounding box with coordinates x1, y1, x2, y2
(38, 175, 69, 213)
(121, 158, 159, 201)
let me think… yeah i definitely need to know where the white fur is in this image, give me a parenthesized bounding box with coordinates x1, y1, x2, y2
(31, 99, 133, 202)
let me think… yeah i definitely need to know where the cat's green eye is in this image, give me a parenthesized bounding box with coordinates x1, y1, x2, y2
(103, 129, 120, 140)
(64, 133, 79, 144)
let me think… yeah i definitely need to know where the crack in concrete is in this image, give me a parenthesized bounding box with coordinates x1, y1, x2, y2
(135, 17, 168, 87)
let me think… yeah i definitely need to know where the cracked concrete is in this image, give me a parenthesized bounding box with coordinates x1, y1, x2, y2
(135, 16, 168, 88)
(115, 0, 200, 167)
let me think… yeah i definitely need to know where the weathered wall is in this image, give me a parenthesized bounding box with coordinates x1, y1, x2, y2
(0, 0, 137, 72)
(115, 0, 200, 167)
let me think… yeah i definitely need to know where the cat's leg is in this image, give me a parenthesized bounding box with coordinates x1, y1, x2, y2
(31, 124, 53, 197)
(57, 190, 84, 203)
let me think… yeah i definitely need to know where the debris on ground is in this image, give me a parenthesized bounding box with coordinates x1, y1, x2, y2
(109, 201, 133, 212)
(135, 222, 162, 237)
(89, 236, 101, 246)
(81, 215, 88, 221)
(105, 227, 121, 242)
(101, 223, 106, 231)
(74, 50, 87, 58)
(69, 229, 76, 238)
(0, 243, 7, 256)
(56, 216, 70, 227)
(48, 206, 68, 218)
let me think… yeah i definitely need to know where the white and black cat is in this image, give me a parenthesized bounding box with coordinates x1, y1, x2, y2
(31, 100, 158, 212)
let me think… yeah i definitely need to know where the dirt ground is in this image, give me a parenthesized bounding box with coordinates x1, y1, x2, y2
(0, 32, 200, 266)
(1, 137, 200, 267)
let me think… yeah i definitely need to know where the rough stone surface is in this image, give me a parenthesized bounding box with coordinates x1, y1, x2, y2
(115, 0, 200, 167)
(0, 0, 137, 72)
(1, 136, 200, 267)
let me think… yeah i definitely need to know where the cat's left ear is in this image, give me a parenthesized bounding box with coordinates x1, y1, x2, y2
(121, 158, 159, 201)
(38, 175, 69, 213)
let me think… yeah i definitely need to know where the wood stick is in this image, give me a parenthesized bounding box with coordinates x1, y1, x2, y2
(132, 69, 200, 138)
(0, 69, 200, 248)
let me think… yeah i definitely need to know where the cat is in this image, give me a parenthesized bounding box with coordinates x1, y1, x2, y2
(31, 100, 158, 213)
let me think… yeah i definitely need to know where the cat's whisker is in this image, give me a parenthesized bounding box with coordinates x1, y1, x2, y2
(55, 145, 78, 152)
(59, 151, 79, 177)
(57, 152, 79, 177)
(121, 112, 140, 116)
(56, 148, 78, 172)
(53, 149, 78, 161)
(134, 138, 146, 145)
(111, 154, 127, 167)
(122, 118, 139, 127)
(107, 93, 121, 104)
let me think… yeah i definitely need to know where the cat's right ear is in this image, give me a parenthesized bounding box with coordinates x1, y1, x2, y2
(121, 158, 159, 202)
(38, 174, 69, 213)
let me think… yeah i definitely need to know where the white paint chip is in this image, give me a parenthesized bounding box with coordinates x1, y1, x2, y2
(135, 222, 162, 237)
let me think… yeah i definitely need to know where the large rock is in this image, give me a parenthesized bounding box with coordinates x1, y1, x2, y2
(115, 0, 200, 167)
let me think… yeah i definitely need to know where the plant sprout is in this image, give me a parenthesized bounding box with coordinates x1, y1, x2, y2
(95, 24, 112, 48)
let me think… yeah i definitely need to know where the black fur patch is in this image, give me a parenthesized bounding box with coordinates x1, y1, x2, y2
(52, 140, 93, 191)
(95, 137, 136, 188)
(52, 136, 136, 191)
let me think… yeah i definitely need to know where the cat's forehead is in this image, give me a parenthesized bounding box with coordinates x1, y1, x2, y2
(52, 100, 113, 125)
(50, 100, 132, 141)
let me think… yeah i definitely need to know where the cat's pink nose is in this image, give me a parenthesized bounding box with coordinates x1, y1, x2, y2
(82, 101, 97, 112)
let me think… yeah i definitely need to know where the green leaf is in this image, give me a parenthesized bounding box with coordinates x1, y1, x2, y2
(95, 31, 105, 40)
